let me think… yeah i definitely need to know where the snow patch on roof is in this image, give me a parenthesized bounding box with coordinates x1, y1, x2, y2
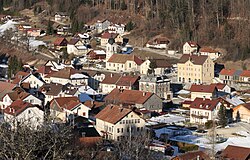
(70, 73, 88, 79)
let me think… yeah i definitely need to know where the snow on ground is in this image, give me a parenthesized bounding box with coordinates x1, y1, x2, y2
(0, 20, 18, 35)
(29, 38, 47, 48)
(147, 114, 186, 125)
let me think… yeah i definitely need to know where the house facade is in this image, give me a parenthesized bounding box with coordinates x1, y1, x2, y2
(67, 38, 88, 56)
(146, 37, 169, 49)
(190, 84, 218, 101)
(140, 59, 172, 75)
(199, 47, 221, 61)
(95, 105, 146, 141)
(95, 19, 111, 33)
(190, 98, 221, 124)
(233, 104, 250, 123)
(177, 54, 214, 84)
(139, 75, 172, 100)
(183, 41, 199, 54)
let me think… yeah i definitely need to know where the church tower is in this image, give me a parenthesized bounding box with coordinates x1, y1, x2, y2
(106, 37, 117, 61)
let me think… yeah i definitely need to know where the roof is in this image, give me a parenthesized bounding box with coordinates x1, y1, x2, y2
(116, 75, 139, 87)
(147, 37, 170, 45)
(101, 32, 118, 39)
(53, 37, 67, 46)
(45, 67, 78, 79)
(39, 83, 63, 96)
(68, 38, 80, 45)
(240, 70, 250, 77)
(51, 96, 80, 110)
(172, 150, 210, 160)
(107, 54, 144, 65)
(190, 84, 217, 93)
(189, 98, 220, 111)
(104, 88, 153, 105)
(4, 100, 33, 116)
(0, 81, 16, 92)
(186, 41, 199, 48)
(36, 66, 54, 75)
(5, 91, 30, 101)
(101, 73, 121, 85)
(83, 100, 104, 109)
(178, 54, 208, 65)
(219, 69, 236, 76)
(199, 47, 218, 53)
(95, 105, 132, 124)
(211, 83, 226, 90)
(221, 145, 250, 160)
(234, 103, 250, 112)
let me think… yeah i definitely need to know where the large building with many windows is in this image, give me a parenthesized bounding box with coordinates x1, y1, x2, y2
(177, 54, 214, 84)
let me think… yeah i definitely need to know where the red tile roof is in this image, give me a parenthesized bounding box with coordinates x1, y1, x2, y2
(190, 84, 217, 93)
(199, 47, 218, 53)
(219, 69, 236, 76)
(211, 83, 226, 90)
(5, 91, 30, 101)
(116, 75, 140, 87)
(104, 88, 153, 105)
(45, 67, 78, 79)
(0, 81, 16, 92)
(83, 100, 104, 109)
(53, 37, 68, 46)
(178, 54, 208, 65)
(221, 145, 250, 160)
(4, 100, 33, 116)
(36, 66, 54, 75)
(101, 73, 121, 85)
(51, 96, 80, 111)
(189, 98, 219, 111)
(240, 70, 250, 77)
(95, 105, 132, 124)
(172, 150, 210, 160)
(101, 32, 118, 39)
(68, 38, 80, 45)
(107, 54, 144, 65)
(187, 41, 199, 47)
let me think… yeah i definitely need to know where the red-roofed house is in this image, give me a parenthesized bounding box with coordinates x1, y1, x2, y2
(104, 88, 162, 111)
(219, 69, 241, 85)
(239, 70, 250, 83)
(4, 100, 44, 128)
(146, 37, 170, 49)
(220, 145, 250, 160)
(190, 98, 221, 124)
(53, 37, 68, 50)
(95, 105, 145, 140)
(183, 41, 199, 54)
(106, 54, 144, 72)
(50, 96, 90, 122)
(100, 32, 122, 46)
(190, 84, 218, 101)
(67, 38, 88, 56)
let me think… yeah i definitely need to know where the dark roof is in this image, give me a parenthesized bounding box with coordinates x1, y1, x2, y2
(190, 98, 219, 111)
(68, 38, 80, 45)
(83, 100, 104, 109)
(172, 150, 210, 160)
(178, 54, 208, 65)
(221, 145, 250, 160)
(101, 73, 121, 85)
(116, 75, 140, 87)
(53, 37, 68, 46)
(39, 83, 63, 96)
(149, 59, 172, 68)
(95, 105, 132, 124)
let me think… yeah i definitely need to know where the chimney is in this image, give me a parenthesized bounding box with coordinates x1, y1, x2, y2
(203, 96, 206, 101)
(197, 155, 200, 160)
(91, 100, 94, 105)
(142, 92, 146, 96)
(110, 73, 113, 77)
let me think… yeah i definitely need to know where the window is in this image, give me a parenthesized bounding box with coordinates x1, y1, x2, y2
(137, 127, 140, 132)
(117, 128, 120, 133)
(121, 128, 123, 133)
(129, 63, 131, 68)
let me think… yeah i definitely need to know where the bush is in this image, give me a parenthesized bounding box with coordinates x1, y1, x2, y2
(205, 120, 213, 129)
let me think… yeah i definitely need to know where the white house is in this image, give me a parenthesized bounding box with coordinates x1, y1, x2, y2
(95, 19, 111, 33)
(4, 100, 44, 128)
(55, 12, 69, 22)
(20, 74, 45, 89)
(199, 47, 221, 61)
(106, 54, 143, 72)
(146, 37, 169, 49)
(44, 67, 89, 86)
(95, 105, 146, 141)
(50, 96, 90, 122)
(108, 24, 125, 34)
(100, 73, 121, 94)
(67, 38, 88, 56)
(183, 41, 199, 54)
(190, 98, 221, 124)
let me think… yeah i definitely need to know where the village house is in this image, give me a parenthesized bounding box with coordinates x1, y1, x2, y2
(239, 70, 250, 86)
(95, 105, 146, 141)
(39, 83, 65, 104)
(199, 47, 221, 61)
(220, 145, 250, 160)
(18, 73, 45, 89)
(50, 97, 90, 122)
(98, 73, 120, 94)
(212, 83, 231, 94)
(87, 50, 106, 60)
(104, 88, 163, 112)
(140, 59, 172, 75)
(26, 28, 46, 37)
(81, 69, 106, 90)
(219, 69, 242, 86)
(36, 65, 56, 79)
(108, 24, 125, 34)
(53, 37, 68, 50)
(83, 100, 104, 116)
(44, 60, 68, 70)
(139, 75, 172, 100)
(177, 54, 214, 84)
(171, 150, 211, 160)
(146, 37, 170, 49)
(67, 38, 88, 56)
(190, 98, 221, 124)
(95, 19, 111, 33)
(190, 84, 218, 101)
(4, 100, 44, 128)
(54, 24, 71, 36)
(100, 32, 123, 46)
(183, 41, 199, 54)
(54, 12, 70, 23)
(106, 54, 143, 72)
(1, 91, 43, 109)
(44, 67, 88, 86)
(233, 103, 250, 123)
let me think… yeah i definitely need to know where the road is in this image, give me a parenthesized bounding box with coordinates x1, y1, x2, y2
(134, 47, 182, 59)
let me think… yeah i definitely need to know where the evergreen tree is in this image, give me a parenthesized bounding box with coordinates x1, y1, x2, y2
(71, 18, 79, 34)
(46, 19, 53, 35)
(125, 21, 135, 31)
(217, 105, 227, 127)
(147, 60, 157, 75)
(8, 56, 23, 79)
(0, 0, 3, 13)
(120, 0, 127, 10)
